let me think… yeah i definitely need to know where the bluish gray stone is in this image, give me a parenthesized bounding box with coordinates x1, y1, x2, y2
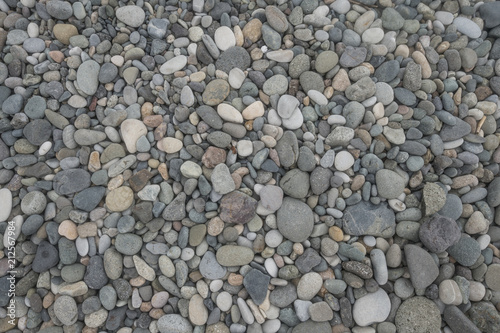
(32, 241, 59, 273)
(342, 201, 396, 237)
(243, 269, 271, 305)
(73, 187, 106, 212)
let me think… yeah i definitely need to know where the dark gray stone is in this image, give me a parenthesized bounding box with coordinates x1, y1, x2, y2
(23, 119, 52, 145)
(468, 302, 500, 333)
(270, 283, 297, 307)
(73, 187, 106, 212)
(32, 241, 59, 273)
(444, 306, 481, 333)
(295, 248, 322, 274)
(243, 269, 271, 305)
(343, 201, 396, 237)
(84, 256, 109, 290)
(53, 169, 91, 195)
(419, 214, 461, 253)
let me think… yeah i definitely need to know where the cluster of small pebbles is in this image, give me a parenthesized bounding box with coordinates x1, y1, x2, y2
(2, 0, 500, 332)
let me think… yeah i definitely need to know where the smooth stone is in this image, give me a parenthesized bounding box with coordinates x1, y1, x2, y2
(32, 241, 59, 273)
(211, 164, 236, 195)
(259, 185, 283, 212)
(216, 245, 254, 266)
(479, 2, 500, 28)
(376, 169, 405, 199)
(243, 269, 271, 305)
(297, 272, 323, 301)
(277, 197, 314, 242)
(54, 296, 78, 326)
(352, 289, 391, 326)
(53, 169, 91, 195)
(202, 79, 230, 106)
(0, 188, 12, 222)
(453, 17, 481, 39)
(214, 26, 235, 51)
(200, 251, 227, 279)
(114, 233, 142, 255)
(419, 214, 461, 253)
(447, 235, 481, 267)
(116, 5, 145, 28)
(21, 191, 47, 215)
(160, 55, 187, 74)
(157, 314, 193, 333)
(76, 60, 100, 95)
(84, 256, 108, 289)
(468, 302, 500, 333)
(404, 245, 439, 289)
(422, 182, 446, 216)
(443, 305, 482, 333)
(485, 264, 500, 291)
(106, 187, 134, 212)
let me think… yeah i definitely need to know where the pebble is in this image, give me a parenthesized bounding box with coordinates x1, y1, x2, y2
(404, 244, 439, 290)
(0, 188, 12, 222)
(277, 197, 314, 242)
(115, 5, 145, 28)
(376, 170, 405, 199)
(343, 201, 396, 237)
(158, 314, 193, 333)
(419, 214, 461, 253)
(353, 289, 391, 326)
(395, 297, 442, 333)
(216, 245, 254, 266)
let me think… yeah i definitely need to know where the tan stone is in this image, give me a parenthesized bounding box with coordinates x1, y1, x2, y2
(106, 186, 134, 212)
(157, 137, 183, 153)
(58, 220, 78, 240)
(53, 24, 78, 44)
(234, 25, 244, 46)
(329, 226, 344, 242)
(77, 222, 98, 238)
(412, 51, 432, 79)
(207, 217, 224, 236)
(88, 151, 101, 172)
(242, 19, 262, 43)
(49, 50, 64, 63)
(188, 294, 208, 326)
(242, 101, 265, 120)
(332, 68, 350, 91)
(158, 163, 169, 179)
(120, 119, 147, 153)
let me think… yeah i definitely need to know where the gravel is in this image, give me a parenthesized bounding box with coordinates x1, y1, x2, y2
(0, 1, 499, 332)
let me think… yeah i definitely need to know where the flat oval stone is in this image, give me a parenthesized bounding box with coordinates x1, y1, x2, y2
(202, 79, 230, 106)
(216, 245, 254, 266)
(160, 55, 187, 75)
(76, 60, 100, 95)
(277, 197, 314, 242)
(53, 169, 91, 195)
(454, 17, 481, 39)
(115, 5, 145, 28)
(353, 289, 391, 326)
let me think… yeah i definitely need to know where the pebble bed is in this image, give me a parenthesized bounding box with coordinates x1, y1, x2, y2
(1, 0, 500, 332)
